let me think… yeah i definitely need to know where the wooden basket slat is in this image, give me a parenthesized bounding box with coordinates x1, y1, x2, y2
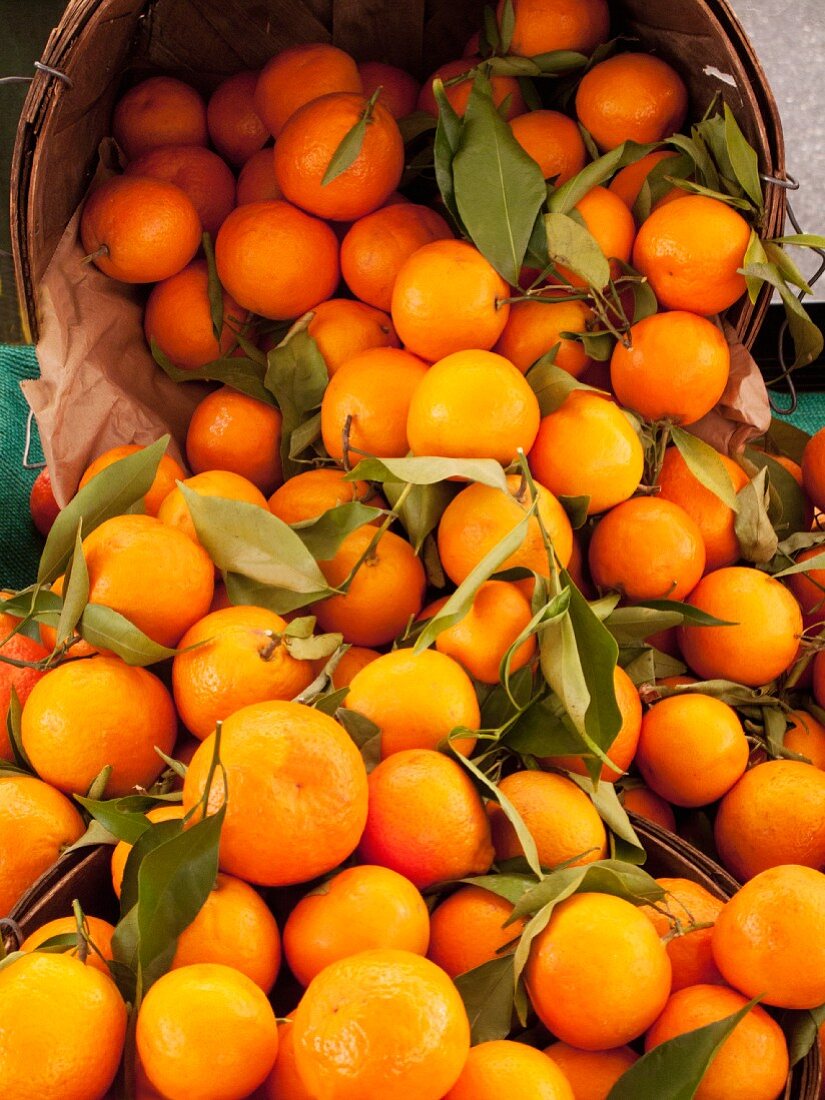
(331, 0, 426, 71)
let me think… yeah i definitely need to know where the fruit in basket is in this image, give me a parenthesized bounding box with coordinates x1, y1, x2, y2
(137, 963, 279, 1100)
(422, 579, 537, 685)
(489, 769, 608, 868)
(632, 195, 751, 316)
(444, 1040, 574, 1099)
(236, 147, 282, 204)
(80, 175, 202, 283)
(642, 878, 724, 992)
(494, 292, 595, 376)
(268, 467, 383, 523)
(502, 0, 610, 57)
(215, 200, 340, 319)
(185, 387, 283, 494)
(183, 700, 369, 886)
(144, 260, 248, 370)
(635, 694, 749, 808)
(21, 914, 115, 975)
(575, 53, 688, 151)
(657, 448, 750, 572)
(0, 621, 48, 761)
(260, 1021, 311, 1100)
(782, 708, 825, 768)
(21, 656, 177, 797)
(712, 865, 825, 1009)
(306, 297, 399, 374)
(545, 1044, 639, 1098)
(645, 984, 789, 1100)
(254, 43, 363, 138)
(357, 748, 494, 888)
(313, 525, 427, 646)
(283, 864, 430, 986)
(509, 109, 587, 184)
(407, 349, 540, 462)
(679, 568, 803, 686)
(124, 144, 236, 237)
(525, 892, 672, 1049)
(557, 186, 636, 285)
(714, 759, 825, 880)
(0, 774, 84, 914)
(802, 425, 825, 510)
(0, 953, 127, 1100)
(621, 783, 677, 831)
(358, 60, 420, 118)
(207, 70, 269, 167)
(331, 644, 381, 688)
(345, 647, 479, 758)
(391, 239, 510, 362)
(292, 949, 470, 1100)
(610, 311, 730, 425)
(172, 605, 315, 739)
(609, 150, 684, 213)
(320, 346, 428, 463)
(428, 884, 527, 979)
(28, 466, 60, 536)
(418, 59, 526, 120)
(112, 75, 208, 161)
(273, 92, 404, 221)
(79, 444, 186, 516)
(341, 203, 453, 313)
(529, 391, 645, 515)
(786, 547, 825, 629)
(588, 496, 706, 602)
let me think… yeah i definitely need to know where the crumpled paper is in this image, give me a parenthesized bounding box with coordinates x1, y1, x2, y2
(687, 321, 773, 456)
(22, 157, 209, 507)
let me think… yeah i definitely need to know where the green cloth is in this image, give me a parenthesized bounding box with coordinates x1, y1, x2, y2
(1, 343, 825, 591)
(0, 344, 43, 589)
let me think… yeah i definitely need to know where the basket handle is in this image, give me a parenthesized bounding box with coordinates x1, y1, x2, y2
(0, 62, 72, 89)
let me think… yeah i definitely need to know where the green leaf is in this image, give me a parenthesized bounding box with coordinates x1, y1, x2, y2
(734, 467, 779, 564)
(288, 411, 322, 461)
(453, 70, 547, 285)
(432, 79, 464, 228)
(498, 0, 515, 52)
(202, 232, 224, 342)
(265, 320, 330, 479)
(322, 99, 372, 186)
(74, 795, 160, 844)
(459, 873, 537, 906)
(6, 685, 31, 772)
(79, 604, 178, 666)
(455, 750, 543, 879)
(63, 818, 119, 853)
(667, 132, 721, 194)
(530, 49, 588, 75)
(545, 212, 610, 289)
(384, 480, 456, 553)
(223, 574, 328, 617)
(767, 419, 810, 464)
(526, 358, 605, 416)
(670, 427, 739, 511)
(55, 526, 89, 647)
(607, 997, 760, 1099)
(512, 859, 662, 921)
(511, 869, 586, 993)
(667, 177, 755, 212)
(38, 437, 169, 584)
(559, 494, 590, 529)
(180, 487, 328, 594)
(722, 104, 763, 208)
(773, 551, 825, 579)
(505, 693, 584, 757)
(740, 263, 825, 369)
(135, 809, 224, 988)
(294, 502, 384, 560)
(763, 241, 813, 296)
(455, 955, 517, 1044)
(573, 777, 646, 863)
(397, 111, 437, 144)
(548, 142, 655, 214)
(283, 631, 343, 663)
(742, 231, 769, 304)
(0, 588, 62, 627)
(779, 1001, 825, 1067)
(151, 341, 274, 406)
(743, 448, 809, 538)
(415, 504, 538, 652)
(336, 707, 382, 772)
(770, 234, 825, 249)
(347, 456, 508, 491)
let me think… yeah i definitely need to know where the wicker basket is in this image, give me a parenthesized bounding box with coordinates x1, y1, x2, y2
(4, 826, 821, 1098)
(11, 0, 785, 346)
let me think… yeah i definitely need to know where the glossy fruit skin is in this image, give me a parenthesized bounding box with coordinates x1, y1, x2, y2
(283, 864, 430, 986)
(268, 468, 381, 525)
(80, 176, 202, 283)
(0, 774, 85, 914)
(124, 143, 236, 237)
(510, 109, 587, 183)
(526, 892, 672, 1050)
(643, 878, 725, 992)
(575, 53, 688, 151)
(622, 784, 676, 831)
(113, 75, 208, 161)
(502, 0, 610, 57)
(345, 648, 479, 759)
(783, 709, 825, 769)
(358, 61, 420, 118)
(0, 616, 48, 761)
(236, 147, 282, 204)
(428, 885, 526, 979)
(21, 656, 177, 797)
(0, 952, 127, 1100)
(207, 70, 269, 166)
(802, 426, 825, 511)
(307, 298, 399, 376)
(215, 200, 340, 321)
(443, 1040, 575, 1100)
(292, 949, 470, 1100)
(545, 1043, 639, 1099)
(494, 294, 594, 376)
(358, 748, 494, 890)
(714, 760, 825, 880)
(635, 694, 749, 808)
(29, 467, 61, 536)
(137, 963, 279, 1100)
(712, 864, 825, 1009)
(186, 387, 283, 496)
(645, 984, 789, 1100)
(182, 701, 368, 887)
(679, 567, 803, 686)
(254, 43, 363, 138)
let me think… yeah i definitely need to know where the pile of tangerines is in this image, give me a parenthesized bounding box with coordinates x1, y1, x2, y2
(4, 0, 825, 1097)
